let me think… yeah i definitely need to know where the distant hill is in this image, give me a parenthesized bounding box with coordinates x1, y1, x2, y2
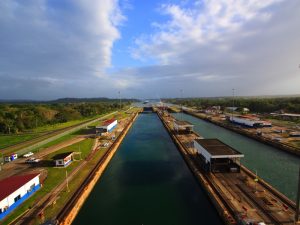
(0, 97, 138, 104)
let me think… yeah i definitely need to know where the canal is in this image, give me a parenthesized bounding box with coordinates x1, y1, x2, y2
(173, 112, 300, 201)
(73, 113, 223, 225)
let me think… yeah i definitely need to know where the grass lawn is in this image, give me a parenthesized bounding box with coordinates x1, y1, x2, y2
(2, 138, 94, 225)
(0, 112, 111, 150)
(0, 134, 39, 149)
(40, 147, 109, 223)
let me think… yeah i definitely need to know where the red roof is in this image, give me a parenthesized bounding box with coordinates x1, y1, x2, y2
(102, 118, 116, 126)
(0, 173, 40, 201)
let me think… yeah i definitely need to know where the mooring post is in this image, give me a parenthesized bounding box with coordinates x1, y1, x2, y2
(295, 166, 300, 223)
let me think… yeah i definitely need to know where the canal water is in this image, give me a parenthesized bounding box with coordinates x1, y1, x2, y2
(73, 113, 223, 225)
(173, 113, 300, 201)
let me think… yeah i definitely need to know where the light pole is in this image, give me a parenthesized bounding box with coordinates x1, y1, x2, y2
(0, 152, 3, 171)
(232, 88, 235, 120)
(118, 91, 121, 111)
(180, 89, 183, 121)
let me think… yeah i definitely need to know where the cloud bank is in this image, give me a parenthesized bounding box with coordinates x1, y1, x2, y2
(0, 0, 299, 99)
(0, 0, 125, 99)
(130, 0, 300, 97)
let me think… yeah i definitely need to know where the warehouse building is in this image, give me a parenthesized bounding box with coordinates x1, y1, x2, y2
(95, 119, 118, 135)
(53, 152, 73, 167)
(194, 139, 244, 173)
(0, 173, 40, 220)
(173, 120, 194, 134)
(229, 115, 272, 127)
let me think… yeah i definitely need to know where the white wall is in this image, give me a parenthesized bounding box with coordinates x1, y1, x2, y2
(0, 176, 39, 211)
(107, 120, 117, 131)
(194, 141, 212, 163)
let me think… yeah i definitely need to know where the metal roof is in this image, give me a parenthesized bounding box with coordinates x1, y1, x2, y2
(103, 118, 116, 125)
(52, 152, 73, 160)
(174, 120, 194, 126)
(195, 139, 243, 156)
(0, 173, 40, 201)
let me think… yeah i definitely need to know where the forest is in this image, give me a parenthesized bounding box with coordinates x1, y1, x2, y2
(0, 99, 132, 134)
(164, 96, 300, 114)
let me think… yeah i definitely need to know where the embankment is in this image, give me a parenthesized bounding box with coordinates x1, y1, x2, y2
(56, 113, 139, 225)
(184, 110, 300, 157)
(157, 112, 236, 225)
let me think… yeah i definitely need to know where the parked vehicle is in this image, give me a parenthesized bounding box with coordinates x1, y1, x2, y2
(4, 153, 18, 162)
(25, 158, 40, 164)
(23, 152, 34, 158)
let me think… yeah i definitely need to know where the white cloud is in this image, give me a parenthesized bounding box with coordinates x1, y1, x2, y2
(0, 0, 124, 99)
(128, 0, 300, 97)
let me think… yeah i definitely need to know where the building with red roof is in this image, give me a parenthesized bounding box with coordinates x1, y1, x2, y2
(95, 118, 118, 135)
(0, 173, 40, 220)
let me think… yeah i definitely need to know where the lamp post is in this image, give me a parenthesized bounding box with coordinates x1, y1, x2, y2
(232, 88, 235, 120)
(118, 91, 121, 111)
(180, 89, 183, 121)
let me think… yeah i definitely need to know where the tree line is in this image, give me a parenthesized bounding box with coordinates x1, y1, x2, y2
(0, 101, 132, 134)
(164, 97, 300, 114)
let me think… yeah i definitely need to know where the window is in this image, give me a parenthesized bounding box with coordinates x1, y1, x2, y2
(14, 195, 21, 202)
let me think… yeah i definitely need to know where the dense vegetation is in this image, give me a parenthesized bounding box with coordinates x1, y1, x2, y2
(0, 100, 132, 134)
(164, 97, 300, 114)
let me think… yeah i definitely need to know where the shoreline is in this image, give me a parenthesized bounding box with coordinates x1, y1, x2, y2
(156, 109, 297, 225)
(56, 112, 139, 225)
(183, 110, 300, 157)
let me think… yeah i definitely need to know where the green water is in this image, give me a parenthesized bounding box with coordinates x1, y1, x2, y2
(73, 113, 223, 225)
(173, 113, 300, 201)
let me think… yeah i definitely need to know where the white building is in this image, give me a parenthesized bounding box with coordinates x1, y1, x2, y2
(53, 152, 73, 167)
(0, 173, 40, 220)
(229, 116, 272, 127)
(96, 119, 118, 135)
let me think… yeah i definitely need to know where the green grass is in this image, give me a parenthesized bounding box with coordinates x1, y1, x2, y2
(29, 116, 99, 133)
(1, 111, 133, 224)
(2, 138, 95, 225)
(0, 113, 110, 150)
(0, 134, 39, 149)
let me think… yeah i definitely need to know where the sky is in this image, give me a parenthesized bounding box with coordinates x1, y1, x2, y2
(0, 0, 299, 100)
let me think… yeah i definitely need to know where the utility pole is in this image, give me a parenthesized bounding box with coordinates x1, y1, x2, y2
(232, 88, 235, 120)
(180, 89, 183, 121)
(118, 91, 121, 111)
(0, 152, 3, 171)
(295, 166, 300, 223)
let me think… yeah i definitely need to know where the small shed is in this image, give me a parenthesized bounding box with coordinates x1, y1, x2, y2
(194, 139, 244, 173)
(53, 152, 73, 167)
(0, 173, 40, 220)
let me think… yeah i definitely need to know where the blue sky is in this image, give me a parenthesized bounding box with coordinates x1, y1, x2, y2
(0, 0, 300, 99)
